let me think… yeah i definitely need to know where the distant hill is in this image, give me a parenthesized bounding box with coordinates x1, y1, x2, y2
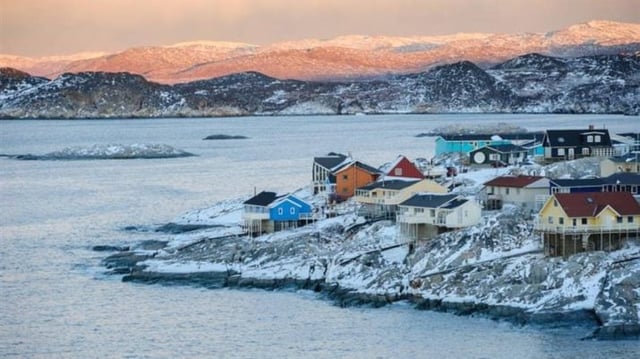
(1, 51, 638, 118)
(1, 20, 639, 84)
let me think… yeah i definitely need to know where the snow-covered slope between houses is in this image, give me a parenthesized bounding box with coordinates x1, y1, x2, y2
(102, 187, 640, 340)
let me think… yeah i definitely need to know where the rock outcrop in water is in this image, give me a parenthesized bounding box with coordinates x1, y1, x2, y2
(13, 144, 194, 160)
(1, 53, 639, 118)
(101, 202, 640, 340)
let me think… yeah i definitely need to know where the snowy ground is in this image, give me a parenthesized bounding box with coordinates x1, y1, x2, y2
(117, 160, 638, 338)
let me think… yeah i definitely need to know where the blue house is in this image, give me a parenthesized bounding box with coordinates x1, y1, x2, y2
(435, 133, 544, 158)
(242, 191, 313, 235)
(269, 194, 313, 231)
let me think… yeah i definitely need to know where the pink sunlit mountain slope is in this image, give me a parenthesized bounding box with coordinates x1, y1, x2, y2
(1, 20, 638, 83)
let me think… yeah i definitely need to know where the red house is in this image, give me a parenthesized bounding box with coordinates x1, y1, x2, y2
(381, 155, 424, 179)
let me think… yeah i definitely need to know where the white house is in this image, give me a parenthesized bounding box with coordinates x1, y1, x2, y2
(397, 193, 481, 241)
(479, 175, 550, 212)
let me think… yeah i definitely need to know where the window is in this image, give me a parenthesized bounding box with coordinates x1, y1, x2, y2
(617, 216, 623, 224)
(553, 200, 558, 207)
(582, 148, 589, 156)
(505, 188, 510, 195)
(548, 216, 553, 224)
(516, 188, 521, 195)
(290, 208, 295, 215)
(572, 218, 577, 226)
(394, 168, 403, 176)
(278, 208, 283, 215)
(595, 135, 601, 142)
(581, 218, 588, 225)
(559, 217, 564, 225)
(587, 135, 593, 143)
(557, 148, 565, 156)
(430, 209, 435, 217)
(489, 153, 499, 161)
(628, 216, 634, 223)
(342, 174, 348, 180)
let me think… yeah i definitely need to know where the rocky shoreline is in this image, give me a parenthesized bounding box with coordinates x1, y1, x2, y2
(99, 205, 640, 341)
(106, 251, 634, 340)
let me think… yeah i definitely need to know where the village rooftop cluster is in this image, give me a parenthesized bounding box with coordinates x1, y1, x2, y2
(242, 126, 640, 258)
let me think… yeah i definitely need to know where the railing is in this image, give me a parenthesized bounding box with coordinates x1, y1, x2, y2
(534, 222, 640, 234)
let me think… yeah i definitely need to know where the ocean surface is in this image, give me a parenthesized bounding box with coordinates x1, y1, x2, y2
(1, 114, 639, 358)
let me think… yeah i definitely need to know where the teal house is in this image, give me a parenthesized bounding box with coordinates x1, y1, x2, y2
(434, 133, 544, 158)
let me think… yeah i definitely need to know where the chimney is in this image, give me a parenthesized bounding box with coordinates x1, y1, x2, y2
(588, 124, 594, 130)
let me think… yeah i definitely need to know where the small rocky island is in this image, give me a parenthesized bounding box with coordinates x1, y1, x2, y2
(203, 134, 249, 140)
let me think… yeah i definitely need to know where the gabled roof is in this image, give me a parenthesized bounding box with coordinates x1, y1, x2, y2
(335, 160, 381, 175)
(357, 179, 419, 191)
(441, 198, 468, 209)
(484, 175, 545, 188)
(544, 129, 612, 147)
(554, 192, 640, 217)
(243, 191, 279, 206)
(379, 155, 406, 175)
(399, 194, 458, 208)
(313, 153, 349, 171)
(269, 194, 310, 209)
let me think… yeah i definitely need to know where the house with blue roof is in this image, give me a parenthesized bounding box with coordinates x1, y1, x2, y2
(355, 178, 447, 219)
(397, 193, 481, 241)
(312, 153, 350, 195)
(549, 173, 640, 195)
(243, 191, 313, 235)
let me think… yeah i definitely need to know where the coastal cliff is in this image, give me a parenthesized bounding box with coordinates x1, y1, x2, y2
(101, 196, 640, 340)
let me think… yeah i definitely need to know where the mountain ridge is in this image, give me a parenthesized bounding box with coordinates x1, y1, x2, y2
(1, 52, 638, 118)
(1, 20, 639, 84)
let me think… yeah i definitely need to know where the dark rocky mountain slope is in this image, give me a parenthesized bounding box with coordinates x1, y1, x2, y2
(0, 53, 638, 118)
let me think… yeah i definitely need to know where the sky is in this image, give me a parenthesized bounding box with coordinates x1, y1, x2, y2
(1, 0, 639, 57)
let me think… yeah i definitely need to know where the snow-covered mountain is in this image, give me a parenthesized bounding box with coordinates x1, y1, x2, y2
(1, 20, 638, 83)
(1, 52, 638, 118)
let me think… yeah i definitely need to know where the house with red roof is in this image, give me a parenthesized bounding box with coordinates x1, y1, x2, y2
(535, 192, 640, 257)
(479, 175, 550, 211)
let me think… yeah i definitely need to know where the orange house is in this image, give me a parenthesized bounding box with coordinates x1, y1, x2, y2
(334, 161, 380, 200)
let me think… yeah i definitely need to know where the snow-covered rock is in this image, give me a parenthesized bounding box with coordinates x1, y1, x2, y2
(102, 196, 640, 339)
(15, 143, 195, 160)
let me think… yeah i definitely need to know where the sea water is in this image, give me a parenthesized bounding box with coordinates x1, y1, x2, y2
(1, 114, 639, 358)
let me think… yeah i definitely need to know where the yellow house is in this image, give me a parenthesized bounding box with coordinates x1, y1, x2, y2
(355, 179, 447, 219)
(535, 192, 640, 257)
